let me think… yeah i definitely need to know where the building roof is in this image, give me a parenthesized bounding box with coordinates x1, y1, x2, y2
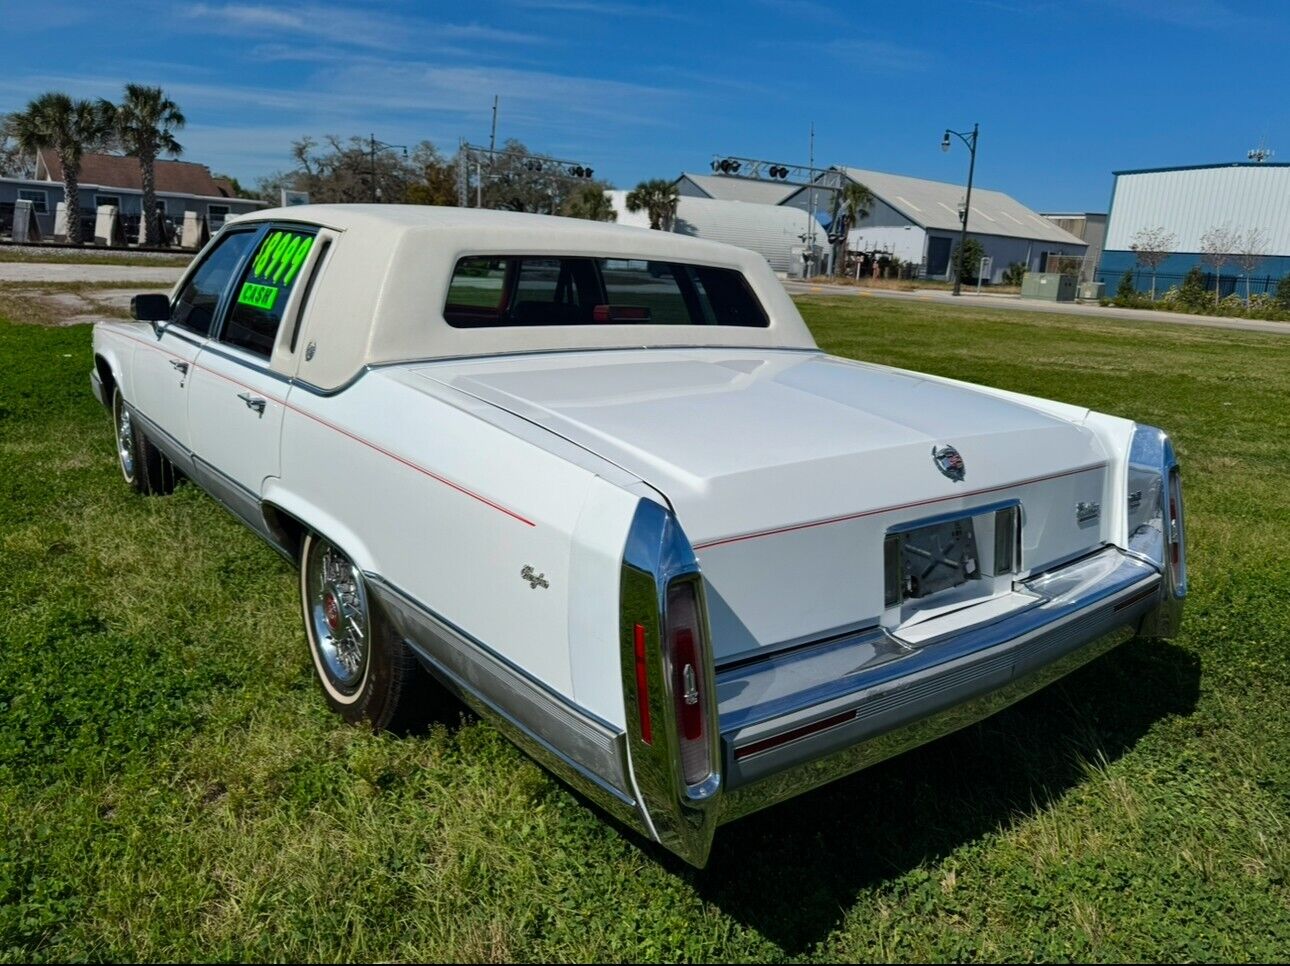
(37, 150, 236, 199)
(1111, 161, 1290, 176)
(676, 173, 798, 205)
(837, 167, 1086, 245)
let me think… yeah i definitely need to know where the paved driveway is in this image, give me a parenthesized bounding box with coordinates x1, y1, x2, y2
(0, 262, 185, 284)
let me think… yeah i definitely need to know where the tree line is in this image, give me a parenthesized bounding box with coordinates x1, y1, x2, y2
(1129, 224, 1270, 305)
(3, 85, 879, 255)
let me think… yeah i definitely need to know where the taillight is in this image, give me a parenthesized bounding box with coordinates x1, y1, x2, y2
(666, 580, 711, 786)
(633, 623, 652, 745)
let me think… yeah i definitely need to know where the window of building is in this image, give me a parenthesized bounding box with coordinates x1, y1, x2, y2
(443, 255, 768, 328)
(95, 194, 121, 209)
(208, 205, 230, 230)
(17, 189, 48, 213)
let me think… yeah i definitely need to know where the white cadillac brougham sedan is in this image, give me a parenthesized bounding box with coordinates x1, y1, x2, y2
(91, 206, 1186, 867)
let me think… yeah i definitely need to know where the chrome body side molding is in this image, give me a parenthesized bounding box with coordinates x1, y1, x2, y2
(128, 406, 196, 480)
(364, 574, 647, 834)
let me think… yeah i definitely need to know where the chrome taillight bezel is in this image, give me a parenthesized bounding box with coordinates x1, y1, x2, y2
(1126, 423, 1186, 640)
(619, 499, 721, 867)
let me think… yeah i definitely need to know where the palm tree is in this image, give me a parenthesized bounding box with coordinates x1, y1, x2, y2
(8, 92, 112, 245)
(562, 185, 617, 222)
(835, 180, 875, 276)
(625, 179, 679, 230)
(109, 84, 185, 245)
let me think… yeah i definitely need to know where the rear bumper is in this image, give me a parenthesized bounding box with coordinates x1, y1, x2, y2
(714, 546, 1168, 825)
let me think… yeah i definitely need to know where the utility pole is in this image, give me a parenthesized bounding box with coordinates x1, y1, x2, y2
(806, 122, 817, 278)
(490, 95, 499, 155)
(941, 122, 979, 296)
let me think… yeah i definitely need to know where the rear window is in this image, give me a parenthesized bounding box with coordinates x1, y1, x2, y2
(443, 255, 769, 328)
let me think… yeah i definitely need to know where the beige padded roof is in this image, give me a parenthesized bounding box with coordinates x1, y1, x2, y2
(228, 205, 818, 390)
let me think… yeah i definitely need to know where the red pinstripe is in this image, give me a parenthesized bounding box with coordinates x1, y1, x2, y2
(108, 329, 536, 527)
(692, 462, 1107, 551)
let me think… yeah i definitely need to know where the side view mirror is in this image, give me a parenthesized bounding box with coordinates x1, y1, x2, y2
(131, 293, 171, 322)
(131, 293, 171, 336)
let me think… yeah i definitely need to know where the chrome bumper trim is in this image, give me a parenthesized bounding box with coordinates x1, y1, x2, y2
(716, 547, 1165, 821)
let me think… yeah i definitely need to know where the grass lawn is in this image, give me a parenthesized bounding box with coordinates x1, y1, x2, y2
(1, 296, 1287, 961)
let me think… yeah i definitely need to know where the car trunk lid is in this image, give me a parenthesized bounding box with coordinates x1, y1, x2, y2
(411, 349, 1109, 659)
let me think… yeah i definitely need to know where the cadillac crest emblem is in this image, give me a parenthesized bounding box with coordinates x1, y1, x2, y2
(932, 444, 965, 482)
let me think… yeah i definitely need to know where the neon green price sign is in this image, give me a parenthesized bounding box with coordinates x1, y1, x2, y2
(236, 230, 314, 311)
(237, 282, 278, 310)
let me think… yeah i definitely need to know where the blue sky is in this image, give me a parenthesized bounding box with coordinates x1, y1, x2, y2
(3, 0, 1285, 211)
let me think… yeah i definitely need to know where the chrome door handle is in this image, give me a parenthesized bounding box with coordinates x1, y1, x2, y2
(237, 392, 266, 416)
(169, 359, 189, 374)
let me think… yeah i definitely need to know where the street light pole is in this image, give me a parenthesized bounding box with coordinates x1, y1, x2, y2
(942, 122, 979, 296)
(369, 133, 408, 203)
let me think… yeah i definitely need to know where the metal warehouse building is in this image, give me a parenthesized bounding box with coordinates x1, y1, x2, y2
(674, 172, 797, 206)
(1097, 163, 1290, 296)
(781, 168, 1087, 284)
(610, 190, 827, 276)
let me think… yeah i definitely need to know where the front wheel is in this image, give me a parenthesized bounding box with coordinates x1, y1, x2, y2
(112, 388, 174, 495)
(300, 532, 423, 730)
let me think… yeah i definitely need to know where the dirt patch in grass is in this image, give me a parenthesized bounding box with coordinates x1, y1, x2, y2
(0, 282, 167, 326)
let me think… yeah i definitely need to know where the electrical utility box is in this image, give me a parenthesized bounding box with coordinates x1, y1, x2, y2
(1021, 272, 1077, 302)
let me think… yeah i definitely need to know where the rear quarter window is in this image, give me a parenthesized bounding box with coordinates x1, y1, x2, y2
(220, 227, 317, 358)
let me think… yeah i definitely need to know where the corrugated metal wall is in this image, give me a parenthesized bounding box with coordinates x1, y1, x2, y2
(1104, 165, 1290, 253)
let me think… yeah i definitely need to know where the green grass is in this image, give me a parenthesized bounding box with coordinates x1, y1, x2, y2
(1, 298, 1287, 961)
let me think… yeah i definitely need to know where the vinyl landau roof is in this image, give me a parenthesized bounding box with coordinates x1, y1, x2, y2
(223, 205, 819, 390)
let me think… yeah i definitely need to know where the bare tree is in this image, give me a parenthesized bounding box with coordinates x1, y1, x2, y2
(1198, 225, 1238, 308)
(0, 114, 38, 178)
(1129, 226, 1176, 300)
(1233, 227, 1270, 304)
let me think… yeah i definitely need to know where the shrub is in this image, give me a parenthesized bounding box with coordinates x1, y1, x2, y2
(1113, 270, 1139, 307)
(1001, 262, 1027, 286)
(1177, 266, 1210, 311)
(951, 238, 986, 284)
(1275, 275, 1290, 309)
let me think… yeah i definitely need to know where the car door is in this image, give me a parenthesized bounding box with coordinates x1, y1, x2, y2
(131, 227, 260, 469)
(186, 223, 321, 535)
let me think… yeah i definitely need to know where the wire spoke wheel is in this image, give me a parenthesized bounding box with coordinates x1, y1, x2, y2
(115, 397, 135, 481)
(305, 537, 371, 695)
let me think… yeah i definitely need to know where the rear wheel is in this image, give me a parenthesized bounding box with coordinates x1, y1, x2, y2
(300, 532, 423, 730)
(112, 388, 175, 495)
